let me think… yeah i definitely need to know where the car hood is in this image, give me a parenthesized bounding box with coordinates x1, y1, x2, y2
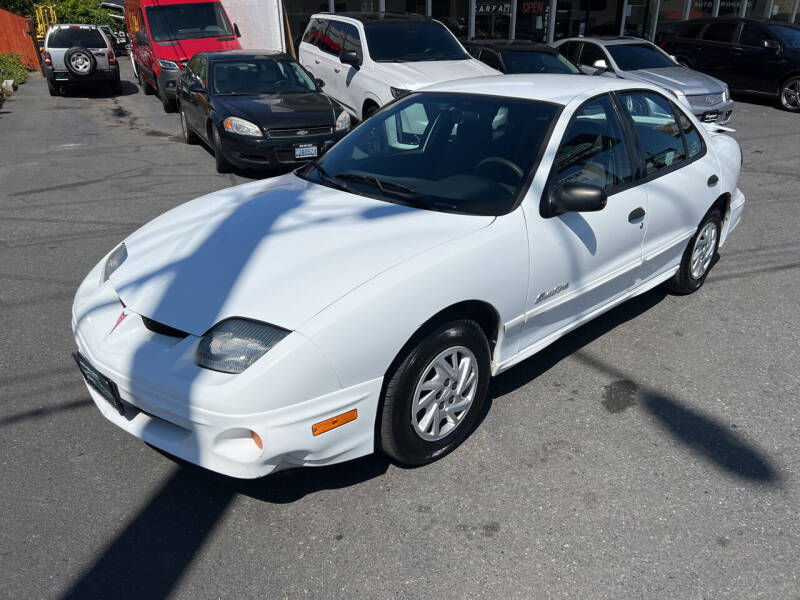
(213, 92, 336, 130)
(372, 58, 500, 89)
(623, 66, 724, 95)
(110, 174, 494, 335)
(153, 36, 240, 64)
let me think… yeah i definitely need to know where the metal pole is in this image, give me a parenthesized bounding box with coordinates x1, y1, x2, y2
(510, 0, 517, 39)
(426, 0, 432, 16)
(329, 0, 334, 12)
(738, 0, 747, 17)
(379, 0, 385, 11)
(546, 0, 556, 43)
(711, 0, 720, 17)
(619, 0, 628, 36)
(648, 0, 661, 41)
(792, 0, 799, 22)
(469, 0, 476, 38)
(682, 0, 691, 20)
(763, 0, 774, 17)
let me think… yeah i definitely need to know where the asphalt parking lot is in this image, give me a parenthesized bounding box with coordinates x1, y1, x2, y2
(1, 60, 799, 599)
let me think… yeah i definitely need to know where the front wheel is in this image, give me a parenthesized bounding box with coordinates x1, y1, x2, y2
(379, 319, 491, 466)
(212, 126, 233, 173)
(779, 76, 800, 112)
(664, 208, 721, 294)
(159, 85, 176, 113)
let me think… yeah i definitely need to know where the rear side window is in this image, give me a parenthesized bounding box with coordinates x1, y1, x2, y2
(678, 23, 704, 39)
(621, 92, 686, 175)
(552, 94, 633, 192)
(48, 28, 107, 48)
(701, 22, 737, 43)
(302, 18, 324, 46)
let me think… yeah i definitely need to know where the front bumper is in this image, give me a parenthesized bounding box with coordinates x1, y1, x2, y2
(720, 187, 745, 248)
(688, 99, 735, 125)
(46, 65, 119, 84)
(71, 263, 379, 479)
(156, 67, 180, 98)
(217, 127, 348, 170)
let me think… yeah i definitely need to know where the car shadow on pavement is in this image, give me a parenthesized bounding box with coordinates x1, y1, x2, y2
(57, 80, 139, 99)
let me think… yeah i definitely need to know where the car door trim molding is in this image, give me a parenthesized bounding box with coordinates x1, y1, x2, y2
(642, 228, 696, 263)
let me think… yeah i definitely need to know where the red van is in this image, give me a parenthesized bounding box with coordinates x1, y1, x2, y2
(125, 0, 241, 111)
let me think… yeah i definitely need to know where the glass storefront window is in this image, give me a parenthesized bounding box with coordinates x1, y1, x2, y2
(431, 0, 469, 38)
(769, 0, 796, 20)
(385, 0, 427, 14)
(554, 0, 620, 40)
(688, 0, 714, 19)
(654, 0, 685, 41)
(287, 0, 329, 50)
(475, 2, 512, 39)
(515, 0, 549, 41)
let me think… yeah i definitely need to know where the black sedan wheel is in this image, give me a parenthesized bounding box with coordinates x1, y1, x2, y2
(779, 76, 800, 112)
(212, 126, 233, 174)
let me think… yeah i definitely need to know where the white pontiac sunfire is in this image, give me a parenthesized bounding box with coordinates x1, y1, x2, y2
(72, 75, 745, 479)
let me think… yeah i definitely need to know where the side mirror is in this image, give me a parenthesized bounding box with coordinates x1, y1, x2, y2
(592, 58, 608, 71)
(315, 77, 325, 88)
(188, 82, 206, 94)
(234, 23, 241, 38)
(544, 183, 607, 217)
(135, 29, 149, 46)
(340, 50, 361, 67)
(763, 39, 778, 50)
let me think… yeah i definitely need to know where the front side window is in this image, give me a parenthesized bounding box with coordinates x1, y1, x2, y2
(364, 22, 470, 62)
(622, 92, 686, 175)
(578, 43, 606, 68)
(48, 28, 107, 48)
(502, 51, 580, 74)
(770, 25, 800, 48)
(606, 43, 676, 71)
(342, 24, 362, 58)
(679, 23, 704, 38)
(552, 94, 633, 192)
(301, 92, 559, 215)
(480, 49, 503, 70)
(211, 59, 317, 95)
(145, 2, 233, 42)
(739, 23, 769, 47)
(701, 22, 737, 43)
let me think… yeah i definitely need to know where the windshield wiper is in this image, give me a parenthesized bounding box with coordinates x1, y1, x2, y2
(310, 161, 351, 192)
(334, 172, 416, 197)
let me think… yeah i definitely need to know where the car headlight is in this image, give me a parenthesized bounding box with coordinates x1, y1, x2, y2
(390, 87, 409, 99)
(335, 110, 351, 131)
(158, 59, 179, 70)
(102, 243, 127, 284)
(195, 318, 289, 374)
(223, 116, 263, 137)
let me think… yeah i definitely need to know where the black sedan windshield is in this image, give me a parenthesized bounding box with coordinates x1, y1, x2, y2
(212, 59, 318, 95)
(365, 22, 469, 62)
(502, 50, 580, 74)
(146, 3, 233, 42)
(301, 93, 559, 216)
(606, 43, 676, 70)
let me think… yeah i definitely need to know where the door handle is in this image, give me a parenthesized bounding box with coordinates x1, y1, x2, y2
(707, 174, 719, 186)
(628, 207, 646, 222)
(314, 59, 320, 64)
(334, 66, 341, 73)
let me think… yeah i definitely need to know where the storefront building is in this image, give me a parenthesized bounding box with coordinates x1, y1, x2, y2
(285, 0, 798, 48)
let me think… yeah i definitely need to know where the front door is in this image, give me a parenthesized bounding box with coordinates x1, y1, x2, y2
(731, 22, 784, 93)
(520, 93, 646, 350)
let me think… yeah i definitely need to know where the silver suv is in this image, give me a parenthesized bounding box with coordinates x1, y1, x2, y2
(43, 24, 122, 96)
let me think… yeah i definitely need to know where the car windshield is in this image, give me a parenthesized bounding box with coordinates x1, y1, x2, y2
(606, 43, 676, 70)
(145, 3, 233, 42)
(770, 25, 800, 48)
(212, 59, 318, 95)
(48, 28, 107, 48)
(501, 50, 580, 74)
(299, 92, 559, 216)
(364, 22, 469, 62)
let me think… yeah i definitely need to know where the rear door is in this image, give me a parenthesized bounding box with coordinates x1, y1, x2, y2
(695, 21, 738, 81)
(315, 20, 349, 107)
(299, 17, 327, 78)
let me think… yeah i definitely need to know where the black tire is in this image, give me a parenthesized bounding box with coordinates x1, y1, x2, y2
(212, 126, 233, 173)
(137, 66, 156, 95)
(159, 84, 176, 113)
(362, 103, 379, 120)
(379, 319, 491, 467)
(664, 208, 722, 295)
(47, 78, 59, 96)
(779, 76, 800, 112)
(64, 47, 96, 77)
(180, 105, 199, 145)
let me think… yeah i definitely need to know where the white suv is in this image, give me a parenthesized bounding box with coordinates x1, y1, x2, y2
(298, 12, 499, 120)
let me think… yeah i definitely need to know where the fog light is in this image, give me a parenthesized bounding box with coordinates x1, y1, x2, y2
(250, 430, 263, 449)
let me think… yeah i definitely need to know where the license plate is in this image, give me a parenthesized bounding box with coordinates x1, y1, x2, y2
(72, 352, 125, 415)
(702, 111, 719, 123)
(294, 144, 318, 159)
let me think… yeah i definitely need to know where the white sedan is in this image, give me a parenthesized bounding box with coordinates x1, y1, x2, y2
(72, 75, 745, 478)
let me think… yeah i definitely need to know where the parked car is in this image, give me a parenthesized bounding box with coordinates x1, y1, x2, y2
(125, 0, 242, 112)
(661, 19, 800, 112)
(553, 36, 734, 124)
(177, 50, 351, 173)
(298, 12, 498, 121)
(99, 25, 126, 57)
(464, 39, 581, 74)
(42, 24, 121, 96)
(72, 74, 745, 479)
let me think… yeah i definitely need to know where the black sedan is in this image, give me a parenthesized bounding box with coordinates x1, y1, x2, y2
(463, 40, 581, 75)
(177, 50, 351, 173)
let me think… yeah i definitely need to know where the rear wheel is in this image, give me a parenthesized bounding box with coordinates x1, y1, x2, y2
(379, 319, 491, 466)
(212, 126, 232, 173)
(664, 208, 721, 294)
(46, 78, 59, 96)
(779, 76, 800, 112)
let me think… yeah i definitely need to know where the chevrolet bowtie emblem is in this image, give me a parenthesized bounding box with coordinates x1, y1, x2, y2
(296, 129, 309, 136)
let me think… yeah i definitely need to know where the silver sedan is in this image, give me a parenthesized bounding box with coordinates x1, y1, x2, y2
(552, 37, 734, 125)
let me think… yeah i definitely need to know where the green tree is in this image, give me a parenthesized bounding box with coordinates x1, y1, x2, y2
(52, 0, 118, 28)
(0, 0, 35, 17)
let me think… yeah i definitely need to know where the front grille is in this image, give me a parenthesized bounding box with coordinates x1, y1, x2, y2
(268, 126, 333, 139)
(687, 93, 723, 107)
(142, 316, 189, 339)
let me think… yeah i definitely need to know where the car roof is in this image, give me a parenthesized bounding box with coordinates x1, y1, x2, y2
(420, 73, 661, 105)
(463, 40, 557, 52)
(203, 49, 294, 61)
(560, 36, 650, 46)
(312, 12, 431, 24)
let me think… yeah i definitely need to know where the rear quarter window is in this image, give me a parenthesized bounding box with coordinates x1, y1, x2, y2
(48, 28, 107, 49)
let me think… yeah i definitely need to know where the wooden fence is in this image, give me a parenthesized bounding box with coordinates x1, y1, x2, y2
(0, 8, 40, 72)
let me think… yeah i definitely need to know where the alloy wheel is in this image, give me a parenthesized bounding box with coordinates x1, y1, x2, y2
(781, 79, 800, 110)
(690, 222, 717, 280)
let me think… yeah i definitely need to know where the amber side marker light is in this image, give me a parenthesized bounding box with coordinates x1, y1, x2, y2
(250, 430, 263, 449)
(312, 409, 358, 436)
